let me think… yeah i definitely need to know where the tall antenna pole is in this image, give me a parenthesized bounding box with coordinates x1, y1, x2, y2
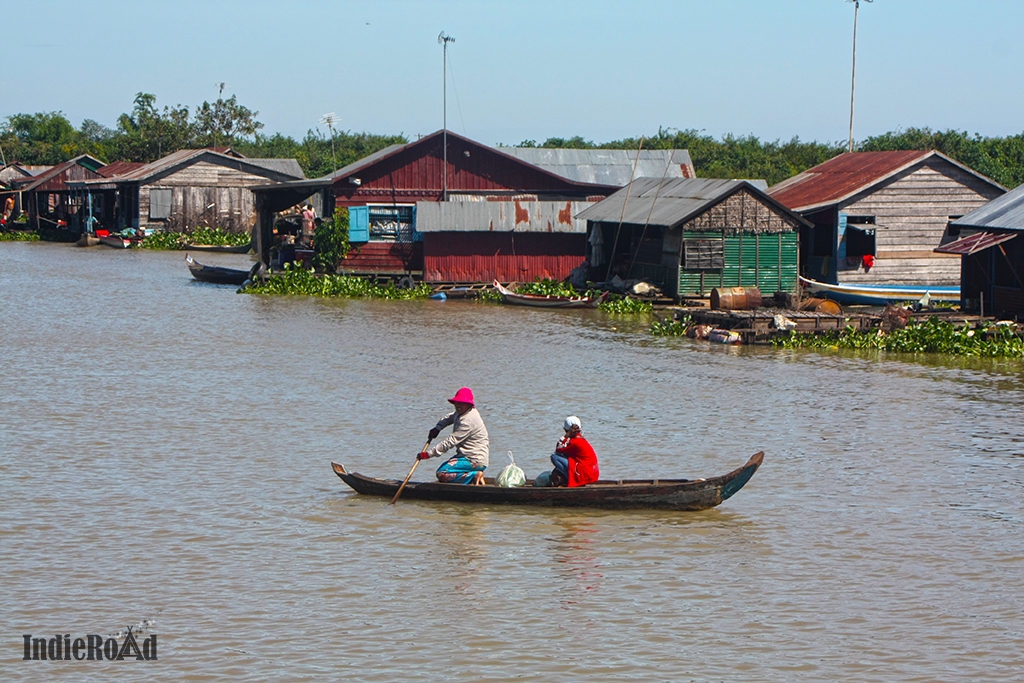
(320, 113, 339, 172)
(438, 31, 455, 200)
(847, 0, 871, 153)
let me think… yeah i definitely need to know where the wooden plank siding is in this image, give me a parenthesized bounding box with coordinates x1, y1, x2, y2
(138, 160, 277, 233)
(836, 162, 1003, 286)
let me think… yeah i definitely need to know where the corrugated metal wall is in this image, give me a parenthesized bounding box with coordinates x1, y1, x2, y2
(423, 232, 586, 283)
(677, 231, 798, 297)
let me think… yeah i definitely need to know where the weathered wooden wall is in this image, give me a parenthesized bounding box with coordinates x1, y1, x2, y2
(684, 190, 801, 234)
(837, 161, 1004, 286)
(139, 161, 275, 233)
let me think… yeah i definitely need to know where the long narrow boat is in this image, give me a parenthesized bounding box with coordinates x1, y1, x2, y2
(799, 276, 960, 305)
(331, 451, 763, 510)
(492, 280, 608, 308)
(186, 254, 252, 285)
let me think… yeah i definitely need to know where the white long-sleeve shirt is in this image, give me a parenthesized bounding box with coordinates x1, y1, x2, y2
(429, 407, 490, 468)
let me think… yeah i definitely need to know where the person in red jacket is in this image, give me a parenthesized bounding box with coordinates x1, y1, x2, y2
(550, 415, 600, 487)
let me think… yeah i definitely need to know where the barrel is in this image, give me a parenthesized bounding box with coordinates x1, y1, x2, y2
(711, 286, 762, 310)
(799, 297, 843, 314)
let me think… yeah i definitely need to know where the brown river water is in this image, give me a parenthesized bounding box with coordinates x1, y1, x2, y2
(1, 241, 1022, 681)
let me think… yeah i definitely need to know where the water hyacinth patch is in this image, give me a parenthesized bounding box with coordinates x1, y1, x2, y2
(772, 317, 1024, 357)
(0, 230, 38, 241)
(242, 263, 432, 300)
(142, 226, 250, 250)
(600, 295, 653, 315)
(650, 314, 692, 336)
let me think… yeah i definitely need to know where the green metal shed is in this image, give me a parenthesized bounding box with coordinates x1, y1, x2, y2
(577, 178, 809, 300)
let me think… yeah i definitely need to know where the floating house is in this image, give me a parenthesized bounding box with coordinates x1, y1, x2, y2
(0, 163, 50, 224)
(12, 155, 106, 238)
(936, 183, 1024, 317)
(70, 149, 304, 235)
(251, 130, 693, 282)
(576, 177, 810, 300)
(769, 151, 1005, 289)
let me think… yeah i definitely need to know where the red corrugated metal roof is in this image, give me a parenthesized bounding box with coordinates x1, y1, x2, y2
(98, 161, 145, 178)
(769, 150, 933, 211)
(934, 231, 1017, 255)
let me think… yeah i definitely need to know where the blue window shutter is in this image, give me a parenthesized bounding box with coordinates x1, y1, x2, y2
(411, 204, 423, 242)
(837, 212, 848, 260)
(349, 206, 369, 242)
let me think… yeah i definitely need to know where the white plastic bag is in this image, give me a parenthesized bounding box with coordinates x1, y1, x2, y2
(495, 451, 526, 488)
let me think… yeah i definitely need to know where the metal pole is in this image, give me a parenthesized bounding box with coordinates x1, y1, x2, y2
(443, 39, 447, 201)
(438, 32, 454, 201)
(847, 1, 870, 152)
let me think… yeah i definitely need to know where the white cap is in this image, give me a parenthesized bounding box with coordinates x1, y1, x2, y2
(564, 415, 581, 431)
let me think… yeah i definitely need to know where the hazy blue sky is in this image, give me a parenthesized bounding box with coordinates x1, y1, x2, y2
(5, 0, 1020, 147)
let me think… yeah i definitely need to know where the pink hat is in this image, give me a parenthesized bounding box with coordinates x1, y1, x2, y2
(448, 387, 475, 405)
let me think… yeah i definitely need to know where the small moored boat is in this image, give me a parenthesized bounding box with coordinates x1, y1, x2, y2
(99, 234, 134, 249)
(186, 254, 254, 285)
(331, 451, 763, 510)
(799, 276, 960, 305)
(492, 280, 607, 309)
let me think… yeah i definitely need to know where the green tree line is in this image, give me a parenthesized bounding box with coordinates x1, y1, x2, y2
(0, 92, 405, 180)
(4, 92, 1024, 187)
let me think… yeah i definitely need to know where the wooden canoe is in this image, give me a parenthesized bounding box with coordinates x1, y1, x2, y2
(186, 254, 253, 285)
(492, 280, 608, 308)
(331, 451, 763, 510)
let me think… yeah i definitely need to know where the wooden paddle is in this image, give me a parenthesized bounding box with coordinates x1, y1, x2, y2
(391, 439, 430, 504)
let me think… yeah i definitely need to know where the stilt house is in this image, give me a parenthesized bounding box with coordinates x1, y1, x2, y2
(576, 178, 810, 300)
(251, 130, 693, 283)
(936, 183, 1024, 317)
(769, 151, 1005, 288)
(70, 149, 304, 235)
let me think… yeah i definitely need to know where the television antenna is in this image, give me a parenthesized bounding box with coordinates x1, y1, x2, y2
(320, 112, 339, 171)
(438, 31, 455, 200)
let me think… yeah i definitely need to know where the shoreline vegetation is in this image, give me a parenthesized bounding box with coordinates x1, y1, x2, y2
(236, 266, 1024, 359)
(770, 317, 1024, 357)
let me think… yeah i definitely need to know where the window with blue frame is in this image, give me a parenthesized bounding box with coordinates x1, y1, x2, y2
(368, 205, 415, 242)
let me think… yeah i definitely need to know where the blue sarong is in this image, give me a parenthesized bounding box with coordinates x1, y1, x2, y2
(436, 456, 485, 484)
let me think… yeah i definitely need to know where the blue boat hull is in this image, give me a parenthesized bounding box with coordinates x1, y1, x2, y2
(799, 277, 959, 305)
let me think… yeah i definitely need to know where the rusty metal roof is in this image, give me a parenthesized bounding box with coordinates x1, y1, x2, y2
(97, 161, 145, 178)
(950, 182, 1024, 231)
(934, 231, 1017, 255)
(501, 148, 694, 186)
(0, 164, 50, 184)
(72, 149, 303, 186)
(768, 150, 1004, 212)
(325, 130, 629, 191)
